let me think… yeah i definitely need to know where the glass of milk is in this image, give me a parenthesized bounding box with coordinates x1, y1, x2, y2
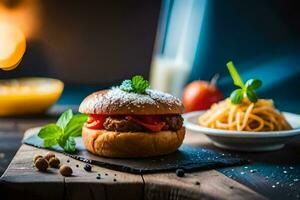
(149, 0, 206, 97)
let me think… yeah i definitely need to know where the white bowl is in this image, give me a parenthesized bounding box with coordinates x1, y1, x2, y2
(183, 111, 300, 152)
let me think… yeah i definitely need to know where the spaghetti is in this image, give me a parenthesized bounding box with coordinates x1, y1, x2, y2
(198, 98, 291, 131)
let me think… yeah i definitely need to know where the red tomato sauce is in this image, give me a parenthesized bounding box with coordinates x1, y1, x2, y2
(85, 114, 166, 132)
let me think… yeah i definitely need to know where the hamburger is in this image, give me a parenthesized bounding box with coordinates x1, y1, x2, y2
(79, 76, 185, 158)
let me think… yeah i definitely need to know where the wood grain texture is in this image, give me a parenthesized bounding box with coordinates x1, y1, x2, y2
(142, 131, 267, 200)
(143, 170, 266, 200)
(0, 129, 266, 200)
(1, 144, 144, 200)
(1, 145, 64, 200)
(64, 159, 143, 200)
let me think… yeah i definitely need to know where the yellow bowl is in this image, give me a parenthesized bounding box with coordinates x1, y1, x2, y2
(0, 77, 64, 116)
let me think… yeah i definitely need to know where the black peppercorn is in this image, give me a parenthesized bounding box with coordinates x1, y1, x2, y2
(76, 164, 79, 168)
(96, 174, 101, 179)
(113, 178, 117, 182)
(195, 181, 200, 185)
(84, 164, 92, 172)
(175, 169, 185, 177)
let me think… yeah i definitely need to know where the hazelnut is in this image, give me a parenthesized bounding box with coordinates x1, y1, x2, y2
(44, 152, 55, 161)
(48, 157, 60, 168)
(35, 158, 48, 171)
(59, 165, 72, 176)
(33, 155, 43, 163)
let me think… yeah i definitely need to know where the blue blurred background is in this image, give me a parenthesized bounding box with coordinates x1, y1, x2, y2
(154, 0, 300, 113)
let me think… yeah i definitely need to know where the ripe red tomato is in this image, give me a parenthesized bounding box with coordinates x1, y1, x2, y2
(182, 80, 224, 112)
(86, 114, 107, 129)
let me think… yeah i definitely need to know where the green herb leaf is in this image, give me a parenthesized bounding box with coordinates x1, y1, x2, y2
(64, 114, 88, 137)
(230, 89, 244, 104)
(63, 137, 76, 152)
(119, 75, 150, 94)
(245, 79, 262, 90)
(227, 61, 263, 104)
(44, 138, 58, 147)
(38, 124, 62, 148)
(38, 110, 88, 152)
(246, 89, 258, 103)
(56, 109, 73, 128)
(226, 61, 245, 88)
(132, 75, 150, 94)
(38, 124, 62, 139)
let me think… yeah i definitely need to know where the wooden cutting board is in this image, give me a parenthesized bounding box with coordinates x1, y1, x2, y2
(0, 128, 266, 200)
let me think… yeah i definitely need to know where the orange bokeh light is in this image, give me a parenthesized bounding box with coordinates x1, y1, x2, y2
(0, 0, 40, 39)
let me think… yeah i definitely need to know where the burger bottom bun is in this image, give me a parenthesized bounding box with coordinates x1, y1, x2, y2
(82, 126, 185, 158)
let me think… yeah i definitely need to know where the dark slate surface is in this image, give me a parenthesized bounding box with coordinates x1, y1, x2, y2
(23, 133, 247, 174)
(220, 163, 300, 200)
(217, 135, 300, 200)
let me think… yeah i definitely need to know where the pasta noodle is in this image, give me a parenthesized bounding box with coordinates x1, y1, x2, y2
(198, 98, 291, 131)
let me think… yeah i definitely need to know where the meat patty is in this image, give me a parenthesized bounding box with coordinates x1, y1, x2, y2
(163, 115, 184, 131)
(103, 115, 183, 132)
(103, 116, 144, 132)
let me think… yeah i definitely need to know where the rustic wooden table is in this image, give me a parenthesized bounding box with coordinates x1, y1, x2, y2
(0, 112, 300, 200)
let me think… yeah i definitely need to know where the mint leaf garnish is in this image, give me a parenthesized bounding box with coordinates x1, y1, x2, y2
(119, 80, 133, 92)
(119, 75, 150, 94)
(38, 110, 87, 152)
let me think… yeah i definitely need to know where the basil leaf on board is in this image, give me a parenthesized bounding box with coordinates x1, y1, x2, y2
(64, 114, 88, 137)
(230, 89, 244, 104)
(246, 89, 258, 103)
(63, 137, 76, 152)
(38, 124, 62, 139)
(56, 109, 73, 129)
(38, 111, 88, 152)
(44, 138, 58, 147)
(38, 124, 62, 148)
(245, 79, 262, 90)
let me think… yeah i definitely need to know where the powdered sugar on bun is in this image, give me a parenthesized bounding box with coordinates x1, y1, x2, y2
(79, 88, 184, 115)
